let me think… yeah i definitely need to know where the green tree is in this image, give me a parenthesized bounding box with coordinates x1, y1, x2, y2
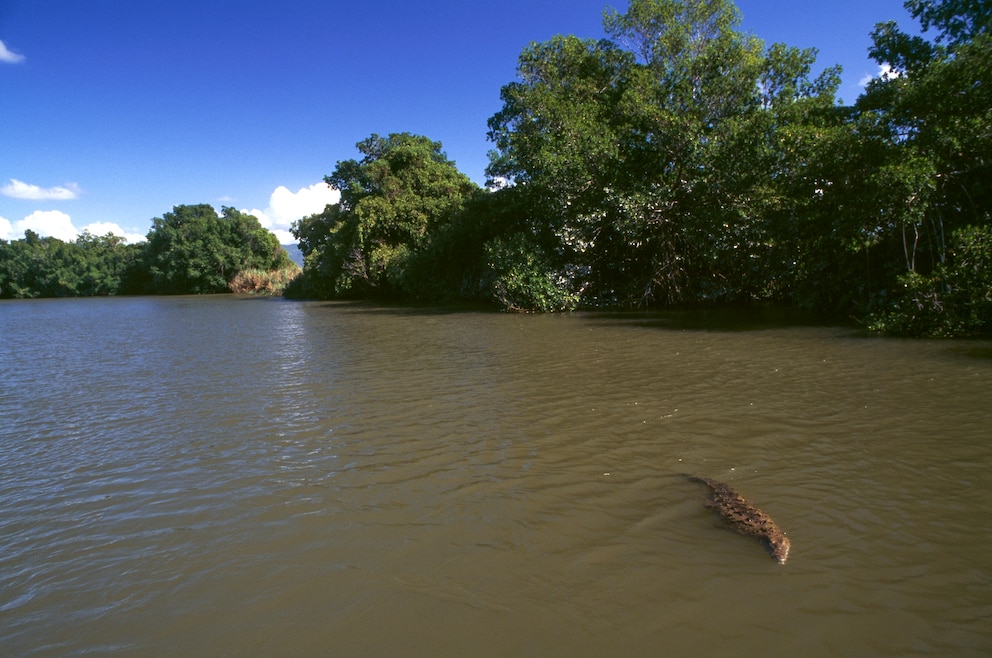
(487, 0, 842, 309)
(0, 229, 146, 298)
(73, 231, 147, 296)
(145, 204, 289, 294)
(486, 35, 635, 307)
(0, 230, 82, 297)
(290, 133, 479, 298)
(858, 0, 991, 334)
(0, 234, 33, 298)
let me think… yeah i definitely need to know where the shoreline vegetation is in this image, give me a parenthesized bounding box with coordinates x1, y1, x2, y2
(228, 265, 302, 296)
(0, 204, 295, 299)
(1, 0, 988, 337)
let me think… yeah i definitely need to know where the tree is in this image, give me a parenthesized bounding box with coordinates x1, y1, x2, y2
(486, 34, 635, 307)
(487, 0, 842, 309)
(0, 229, 146, 298)
(72, 231, 146, 296)
(858, 0, 991, 334)
(144, 204, 289, 294)
(290, 133, 479, 298)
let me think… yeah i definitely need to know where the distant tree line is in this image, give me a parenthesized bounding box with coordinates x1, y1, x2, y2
(0, 204, 295, 298)
(288, 0, 989, 336)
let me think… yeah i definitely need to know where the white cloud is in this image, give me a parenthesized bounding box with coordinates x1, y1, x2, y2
(487, 176, 512, 190)
(0, 39, 25, 64)
(80, 221, 146, 244)
(1, 178, 83, 200)
(0, 211, 145, 243)
(8, 210, 78, 241)
(859, 64, 901, 87)
(268, 227, 298, 245)
(244, 182, 340, 245)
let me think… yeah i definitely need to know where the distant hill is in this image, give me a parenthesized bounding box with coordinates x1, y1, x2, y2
(282, 244, 303, 267)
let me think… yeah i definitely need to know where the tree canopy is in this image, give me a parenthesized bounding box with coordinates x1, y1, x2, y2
(280, 0, 989, 335)
(288, 133, 479, 299)
(5, 0, 988, 335)
(858, 0, 991, 334)
(1, 205, 294, 298)
(0, 230, 145, 298)
(144, 204, 291, 294)
(486, 0, 845, 308)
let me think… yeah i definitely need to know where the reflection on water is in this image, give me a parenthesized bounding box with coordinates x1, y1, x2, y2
(1, 296, 990, 656)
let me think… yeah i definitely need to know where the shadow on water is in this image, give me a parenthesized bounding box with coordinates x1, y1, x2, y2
(582, 305, 855, 332)
(304, 299, 501, 316)
(289, 297, 857, 331)
(278, 297, 992, 360)
(948, 343, 992, 359)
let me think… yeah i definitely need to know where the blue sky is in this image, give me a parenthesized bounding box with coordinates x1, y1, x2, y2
(1, 0, 915, 244)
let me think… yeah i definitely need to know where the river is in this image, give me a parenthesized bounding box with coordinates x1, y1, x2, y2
(1, 295, 990, 656)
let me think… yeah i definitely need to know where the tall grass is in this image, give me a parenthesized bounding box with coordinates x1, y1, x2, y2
(228, 264, 301, 296)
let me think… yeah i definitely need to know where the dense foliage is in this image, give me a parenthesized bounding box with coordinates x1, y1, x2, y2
(4, 0, 987, 335)
(858, 0, 991, 335)
(292, 0, 989, 335)
(287, 133, 479, 299)
(144, 204, 292, 294)
(485, 0, 847, 310)
(0, 230, 146, 298)
(0, 204, 294, 298)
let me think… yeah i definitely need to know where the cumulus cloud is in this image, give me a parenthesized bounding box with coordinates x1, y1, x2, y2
(0, 39, 25, 64)
(1, 179, 83, 200)
(0, 211, 145, 243)
(859, 64, 901, 87)
(5, 210, 79, 241)
(244, 182, 340, 244)
(80, 221, 146, 244)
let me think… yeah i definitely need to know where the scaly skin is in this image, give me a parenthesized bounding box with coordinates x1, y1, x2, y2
(688, 475, 790, 564)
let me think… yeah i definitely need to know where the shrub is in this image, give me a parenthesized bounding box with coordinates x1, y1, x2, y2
(483, 233, 578, 312)
(869, 225, 992, 336)
(228, 265, 301, 296)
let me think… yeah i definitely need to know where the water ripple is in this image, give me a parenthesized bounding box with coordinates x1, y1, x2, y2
(1, 298, 990, 656)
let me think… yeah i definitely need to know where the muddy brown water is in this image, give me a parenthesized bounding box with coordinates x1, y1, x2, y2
(1, 296, 990, 656)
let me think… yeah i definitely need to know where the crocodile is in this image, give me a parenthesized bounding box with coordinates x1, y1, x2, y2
(688, 475, 790, 564)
